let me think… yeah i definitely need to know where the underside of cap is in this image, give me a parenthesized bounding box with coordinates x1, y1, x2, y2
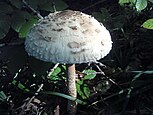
(25, 10, 112, 64)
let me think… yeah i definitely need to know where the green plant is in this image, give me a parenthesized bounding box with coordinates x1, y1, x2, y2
(119, 0, 153, 11)
(76, 69, 96, 99)
(0, 0, 68, 39)
(119, 0, 153, 30)
(0, 91, 7, 102)
(1, 0, 153, 114)
(142, 18, 153, 29)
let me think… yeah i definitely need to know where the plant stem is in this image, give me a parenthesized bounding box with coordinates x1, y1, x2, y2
(22, 0, 43, 19)
(66, 64, 77, 115)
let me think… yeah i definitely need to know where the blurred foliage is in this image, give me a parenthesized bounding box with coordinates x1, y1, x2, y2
(0, 0, 68, 39)
(0, 0, 153, 115)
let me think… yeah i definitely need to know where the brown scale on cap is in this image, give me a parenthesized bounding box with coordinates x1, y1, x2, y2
(37, 28, 44, 33)
(55, 10, 82, 20)
(52, 28, 64, 32)
(69, 26, 78, 30)
(67, 41, 86, 49)
(43, 36, 56, 42)
(95, 29, 101, 33)
(56, 21, 66, 26)
(70, 49, 86, 54)
(56, 10, 74, 17)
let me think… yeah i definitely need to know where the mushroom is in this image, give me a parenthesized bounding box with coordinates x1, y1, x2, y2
(25, 10, 112, 115)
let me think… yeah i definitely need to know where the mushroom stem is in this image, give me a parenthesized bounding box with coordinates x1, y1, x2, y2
(66, 64, 77, 115)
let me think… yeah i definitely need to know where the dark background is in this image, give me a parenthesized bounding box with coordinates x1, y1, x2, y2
(0, 0, 153, 115)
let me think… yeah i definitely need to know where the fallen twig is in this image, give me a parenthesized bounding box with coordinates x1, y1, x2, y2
(22, 0, 43, 19)
(94, 63, 121, 89)
(19, 84, 44, 115)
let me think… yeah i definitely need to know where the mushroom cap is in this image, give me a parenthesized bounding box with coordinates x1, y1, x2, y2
(25, 10, 112, 64)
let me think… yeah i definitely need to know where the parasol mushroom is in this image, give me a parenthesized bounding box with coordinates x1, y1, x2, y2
(25, 10, 112, 115)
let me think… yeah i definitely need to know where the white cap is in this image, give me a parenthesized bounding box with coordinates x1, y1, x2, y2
(25, 10, 112, 64)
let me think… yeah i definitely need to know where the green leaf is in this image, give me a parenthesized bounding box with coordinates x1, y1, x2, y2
(61, 64, 66, 70)
(54, 0, 68, 11)
(0, 2, 13, 14)
(84, 74, 96, 80)
(11, 10, 31, 32)
(26, 0, 39, 9)
(92, 12, 103, 22)
(40, 0, 68, 12)
(49, 75, 62, 81)
(142, 18, 153, 29)
(119, 0, 130, 5)
(119, 0, 136, 5)
(76, 80, 90, 99)
(19, 17, 38, 38)
(118, 0, 147, 11)
(135, 0, 147, 11)
(10, 0, 22, 9)
(82, 69, 96, 80)
(0, 15, 10, 39)
(0, 91, 7, 102)
(12, 80, 29, 92)
(83, 69, 96, 75)
(82, 83, 90, 98)
(92, 9, 110, 23)
(49, 67, 62, 81)
(51, 67, 61, 76)
(100, 8, 111, 21)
